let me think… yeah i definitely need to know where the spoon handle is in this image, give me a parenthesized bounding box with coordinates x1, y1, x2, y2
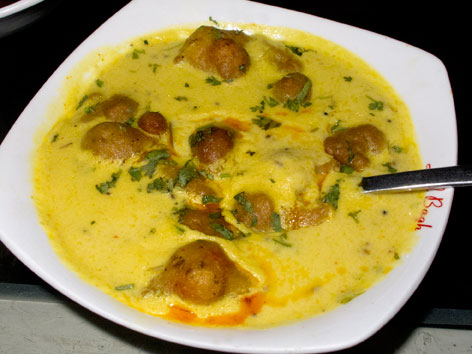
(361, 165, 472, 193)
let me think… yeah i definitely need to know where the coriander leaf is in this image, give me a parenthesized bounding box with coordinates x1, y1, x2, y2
(132, 48, 145, 59)
(147, 177, 169, 193)
(177, 160, 199, 187)
(366, 95, 384, 111)
(211, 223, 234, 240)
(175, 225, 185, 234)
(96, 171, 121, 194)
(392, 145, 403, 153)
(234, 192, 253, 213)
(142, 150, 171, 177)
(252, 115, 281, 130)
(205, 76, 222, 86)
(76, 95, 88, 110)
(202, 194, 223, 204)
(382, 162, 397, 173)
(95, 79, 104, 87)
(273, 232, 292, 247)
(115, 283, 134, 291)
(128, 167, 142, 181)
(270, 212, 283, 232)
(250, 100, 265, 113)
(348, 210, 361, 223)
(283, 78, 312, 112)
(264, 96, 279, 107)
(330, 120, 343, 133)
(285, 45, 312, 56)
(128, 149, 170, 181)
(343, 76, 353, 82)
(322, 182, 340, 210)
(340, 164, 354, 174)
(209, 16, 219, 26)
(189, 126, 212, 147)
(84, 105, 96, 114)
(148, 63, 160, 73)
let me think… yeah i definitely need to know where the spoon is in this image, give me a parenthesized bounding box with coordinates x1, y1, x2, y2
(360, 165, 472, 193)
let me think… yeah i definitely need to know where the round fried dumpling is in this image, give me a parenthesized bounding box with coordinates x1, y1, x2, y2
(138, 111, 168, 135)
(233, 192, 275, 232)
(175, 26, 250, 80)
(145, 240, 253, 304)
(324, 124, 386, 171)
(272, 72, 312, 104)
(190, 126, 234, 164)
(81, 122, 154, 160)
(262, 41, 303, 73)
(101, 95, 138, 123)
(180, 208, 240, 240)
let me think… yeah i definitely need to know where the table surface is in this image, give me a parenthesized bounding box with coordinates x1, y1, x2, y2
(0, 1, 471, 352)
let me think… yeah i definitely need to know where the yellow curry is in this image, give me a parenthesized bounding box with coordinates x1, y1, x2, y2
(33, 22, 424, 328)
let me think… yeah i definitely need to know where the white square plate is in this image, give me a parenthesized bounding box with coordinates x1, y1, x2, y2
(0, 0, 457, 352)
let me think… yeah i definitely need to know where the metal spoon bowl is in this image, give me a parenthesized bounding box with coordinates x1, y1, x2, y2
(360, 165, 472, 193)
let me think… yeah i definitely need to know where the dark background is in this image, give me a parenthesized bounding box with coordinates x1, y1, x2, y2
(0, 0, 470, 347)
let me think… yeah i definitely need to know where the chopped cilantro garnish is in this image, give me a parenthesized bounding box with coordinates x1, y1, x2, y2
(177, 160, 200, 187)
(343, 76, 353, 82)
(382, 162, 398, 173)
(148, 63, 160, 73)
(51, 133, 59, 143)
(147, 177, 172, 193)
(348, 210, 361, 223)
(340, 164, 354, 174)
(322, 182, 340, 210)
(76, 95, 88, 110)
(131, 48, 145, 59)
(96, 171, 121, 194)
(209, 211, 222, 219)
(175, 225, 185, 234)
(115, 283, 134, 291)
(205, 76, 222, 86)
(174, 96, 188, 101)
(330, 120, 343, 133)
(270, 212, 283, 232)
(252, 115, 281, 130)
(189, 126, 212, 147)
(211, 223, 234, 240)
(95, 79, 104, 87)
(250, 96, 278, 113)
(198, 170, 214, 180)
(284, 78, 312, 112)
(84, 105, 96, 114)
(366, 95, 384, 111)
(285, 45, 312, 56)
(392, 145, 403, 153)
(234, 192, 253, 213)
(202, 194, 223, 204)
(209, 16, 219, 26)
(128, 149, 170, 181)
(273, 232, 292, 247)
